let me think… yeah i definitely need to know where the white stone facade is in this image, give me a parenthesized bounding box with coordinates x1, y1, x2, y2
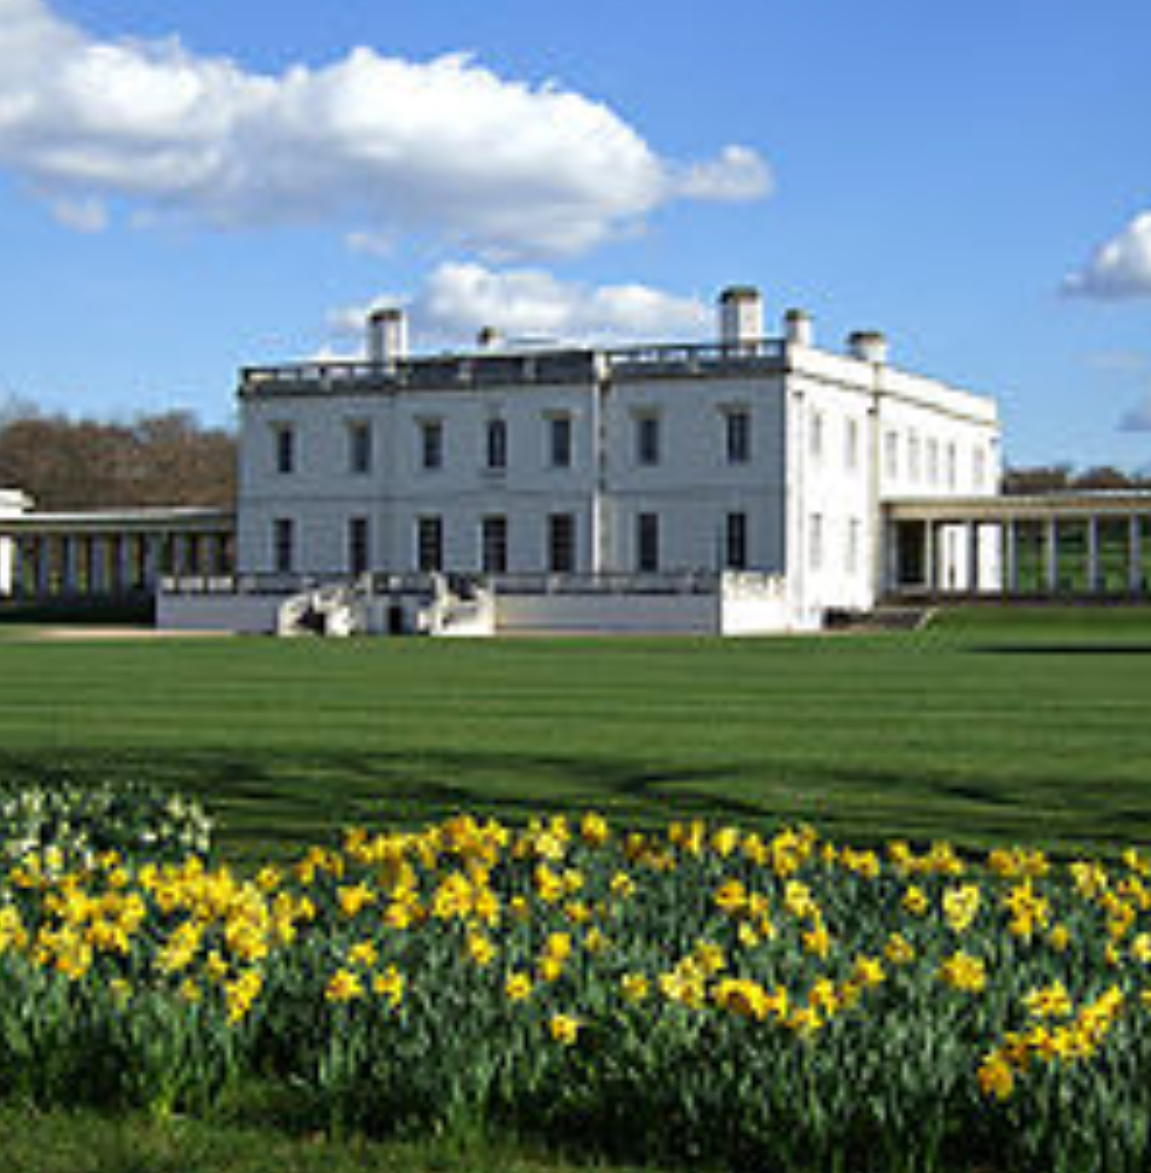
(0, 489, 32, 596)
(235, 290, 1001, 630)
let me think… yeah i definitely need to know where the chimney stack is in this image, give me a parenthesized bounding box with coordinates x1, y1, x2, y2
(718, 286, 763, 349)
(476, 325, 504, 350)
(367, 307, 408, 368)
(848, 330, 888, 365)
(784, 308, 814, 348)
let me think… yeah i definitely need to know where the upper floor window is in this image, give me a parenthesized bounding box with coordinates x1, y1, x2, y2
(946, 442, 958, 489)
(810, 410, 824, 462)
(420, 420, 443, 470)
(549, 415, 573, 468)
(908, 432, 922, 483)
(274, 425, 295, 475)
(635, 414, 660, 467)
(927, 438, 940, 485)
(348, 421, 372, 475)
(845, 418, 859, 472)
(486, 418, 508, 470)
(725, 409, 751, 464)
(884, 430, 899, 479)
(973, 446, 987, 489)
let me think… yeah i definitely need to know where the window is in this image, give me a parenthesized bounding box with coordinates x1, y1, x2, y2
(416, 516, 443, 572)
(273, 518, 294, 574)
(549, 416, 573, 468)
(927, 438, 940, 485)
(845, 419, 859, 472)
(637, 512, 660, 572)
(973, 446, 987, 489)
(348, 422, 372, 475)
(274, 425, 295, 475)
(809, 513, 823, 572)
(635, 414, 660, 466)
(486, 418, 507, 470)
(725, 409, 751, 464)
(847, 518, 861, 574)
(810, 410, 824, 462)
(724, 512, 748, 570)
(908, 432, 922, 483)
(481, 515, 508, 573)
(420, 420, 443, 470)
(885, 430, 899, 479)
(348, 516, 370, 576)
(946, 442, 957, 489)
(548, 513, 576, 573)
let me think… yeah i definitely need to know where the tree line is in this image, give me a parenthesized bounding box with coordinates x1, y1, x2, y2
(1002, 463, 1151, 495)
(0, 401, 236, 511)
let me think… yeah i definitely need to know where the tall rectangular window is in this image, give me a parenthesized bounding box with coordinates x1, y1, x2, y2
(885, 430, 899, 479)
(725, 511, 748, 570)
(416, 516, 443, 572)
(946, 442, 958, 488)
(273, 517, 294, 574)
(548, 513, 576, 573)
(274, 425, 295, 475)
(348, 516, 370, 576)
(927, 438, 940, 485)
(810, 410, 824, 462)
(637, 512, 660, 572)
(549, 416, 573, 468)
(725, 409, 751, 464)
(420, 420, 443, 470)
(486, 418, 508, 470)
(973, 446, 987, 489)
(481, 515, 508, 573)
(809, 513, 823, 572)
(908, 432, 922, 482)
(348, 422, 372, 475)
(635, 415, 660, 467)
(847, 518, 861, 574)
(845, 418, 859, 472)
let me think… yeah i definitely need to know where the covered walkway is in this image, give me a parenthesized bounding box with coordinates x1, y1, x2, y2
(884, 492, 1151, 599)
(0, 506, 235, 599)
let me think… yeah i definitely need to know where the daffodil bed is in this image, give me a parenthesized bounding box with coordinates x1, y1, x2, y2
(3, 812, 1151, 1173)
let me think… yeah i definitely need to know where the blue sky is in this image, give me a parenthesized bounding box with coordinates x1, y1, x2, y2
(2, 0, 1150, 469)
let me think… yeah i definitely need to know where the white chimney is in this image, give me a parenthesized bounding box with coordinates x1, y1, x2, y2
(784, 308, 814, 347)
(848, 330, 888, 365)
(718, 286, 763, 349)
(367, 307, 408, 367)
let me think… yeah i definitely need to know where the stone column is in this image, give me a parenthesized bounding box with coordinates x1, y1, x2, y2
(967, 522, 981, 593)
(1131, 516, 1145, 595)
(1003, 519, 1018, 595)
(924, 522, 937, 593)
(1044, 518, 1060, 594)
(1086, 516, 1100, 594)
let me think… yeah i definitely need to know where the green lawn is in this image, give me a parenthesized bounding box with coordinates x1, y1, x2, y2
(2, 606, 1151, 862)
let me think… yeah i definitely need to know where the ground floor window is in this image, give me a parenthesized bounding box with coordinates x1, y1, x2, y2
(273, 517, 294, 574)
(348, 516, 370, 576)
(637, 512, 659, 573)
(481, 515, 508, 574)
(724, 511, 748, 570)
(416, 516, 443, 572)
(548, 513, 576, 573)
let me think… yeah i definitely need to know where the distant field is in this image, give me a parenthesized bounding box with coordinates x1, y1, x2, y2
(1, 605, 1150, 861)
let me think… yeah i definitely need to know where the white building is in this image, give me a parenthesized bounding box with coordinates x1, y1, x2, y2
(212, 287, 999, 634)
(0, 488, 33, 596)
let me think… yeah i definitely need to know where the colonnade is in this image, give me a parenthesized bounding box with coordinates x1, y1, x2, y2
(887, 504, 1151, 598)
(1, 528, 234, 598)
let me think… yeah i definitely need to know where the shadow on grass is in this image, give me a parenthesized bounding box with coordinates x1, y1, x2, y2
(968, 643, 1151, 656)
(6, 744, 1151, 864)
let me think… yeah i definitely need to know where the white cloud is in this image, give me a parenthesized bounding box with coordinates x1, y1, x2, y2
(1064, 211, 1151, 299)
(0, 0, 771, 257)
(677, 145, 772, 202)
(47, 194, 108, 232)
(330, 262, 712, 350)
